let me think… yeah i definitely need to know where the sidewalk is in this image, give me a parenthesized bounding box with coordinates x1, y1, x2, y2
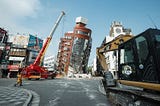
(0, 86, 32, 106)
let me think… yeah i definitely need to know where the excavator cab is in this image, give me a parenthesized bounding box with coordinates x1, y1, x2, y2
(118, 28, 160, 84)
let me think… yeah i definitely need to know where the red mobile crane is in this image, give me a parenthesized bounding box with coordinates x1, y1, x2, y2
(21, 11, 65, 80)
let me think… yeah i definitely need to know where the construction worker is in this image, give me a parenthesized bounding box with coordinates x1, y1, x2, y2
(14, 72, 23, 86)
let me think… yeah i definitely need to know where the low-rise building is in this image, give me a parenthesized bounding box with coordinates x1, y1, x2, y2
(44, 55, 56, 71)
(7, 34, 43, 78)
(0, 27, 44, 78)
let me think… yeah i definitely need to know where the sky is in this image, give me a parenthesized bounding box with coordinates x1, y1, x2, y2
(0, 0, 160, 65)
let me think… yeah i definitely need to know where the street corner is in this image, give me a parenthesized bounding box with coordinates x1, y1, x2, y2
(0, 86, 32, 106)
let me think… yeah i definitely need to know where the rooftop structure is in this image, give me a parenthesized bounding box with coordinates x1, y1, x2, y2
(75, 17, 88, 25)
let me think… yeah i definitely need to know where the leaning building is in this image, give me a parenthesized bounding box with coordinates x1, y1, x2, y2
(57, 17, 92, 75)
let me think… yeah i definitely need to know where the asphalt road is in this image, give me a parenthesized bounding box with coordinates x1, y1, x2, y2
(0, 78, 111, 106)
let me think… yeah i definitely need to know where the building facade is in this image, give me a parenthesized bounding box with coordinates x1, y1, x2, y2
(0, 32, 43, 78)
(26, 34, 43, 66)
(7, 34, 28, 77)
(0, 28, 9, 77)
(57, 17, 92, 75)
(43, 55, 56, 71)
(8, 34, 43, 77)
(57, 31, 74, 74)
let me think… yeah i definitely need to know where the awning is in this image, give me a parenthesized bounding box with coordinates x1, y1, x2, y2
(9, 57, 24, 61)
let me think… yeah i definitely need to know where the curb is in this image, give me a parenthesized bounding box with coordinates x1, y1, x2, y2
(98, 80, 106, 95)
(0, 86, 33, 106)
(28, 90, 40, 106)
(22, 88, 33, 106)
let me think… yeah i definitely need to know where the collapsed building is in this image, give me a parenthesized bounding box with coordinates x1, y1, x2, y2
(57, 17, 92, 75)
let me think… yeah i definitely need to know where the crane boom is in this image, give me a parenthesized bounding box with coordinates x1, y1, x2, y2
(49, 11, 65, 38)
(21, 11, 65, 80)
(34, 11, 65, 66)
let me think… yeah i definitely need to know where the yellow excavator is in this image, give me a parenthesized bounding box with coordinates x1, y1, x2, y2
(96, 29, 160, 105)
(96, 34, 133, 72)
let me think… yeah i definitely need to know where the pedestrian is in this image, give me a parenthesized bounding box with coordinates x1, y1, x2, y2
(14, 72, 23, 86)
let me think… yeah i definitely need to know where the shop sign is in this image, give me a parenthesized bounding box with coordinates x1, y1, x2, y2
(9, 57, 24, 61)
(28, 34, 43, 50)
(8, 65, 19, 70)
(12, 35, 29, 46)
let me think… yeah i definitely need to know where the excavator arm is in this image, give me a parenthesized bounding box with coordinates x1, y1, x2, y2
(96, 34, 133, 74)
(96, 47, 108, 71)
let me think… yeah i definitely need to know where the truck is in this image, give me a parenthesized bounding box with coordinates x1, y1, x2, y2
(21, 11, 65, 80)
(97, 28, 160, 105)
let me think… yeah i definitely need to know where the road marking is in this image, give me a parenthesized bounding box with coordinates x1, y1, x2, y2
(23, 82, 31, 85)
(49, 97, 60, 106)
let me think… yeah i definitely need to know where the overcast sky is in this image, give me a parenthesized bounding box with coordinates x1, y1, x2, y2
(0, 0, 160, 65)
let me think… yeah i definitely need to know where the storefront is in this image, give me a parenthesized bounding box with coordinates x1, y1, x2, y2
(8, 65, 19, 78)
(8, 57, 25, 78)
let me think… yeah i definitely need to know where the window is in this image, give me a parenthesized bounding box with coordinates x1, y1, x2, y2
(75, 30, 89, 36)
(120, 42, 134, 64)
(65, 42, 70, 45)
(65, 36, 72, 39)
(155, 35, 160, 48)
(135, 36, 148, 63)
(63, 47, 68, 51)
(155, 35, 160, 42)
(155, 35, 160, 60)
(120, 49, 124, 64)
